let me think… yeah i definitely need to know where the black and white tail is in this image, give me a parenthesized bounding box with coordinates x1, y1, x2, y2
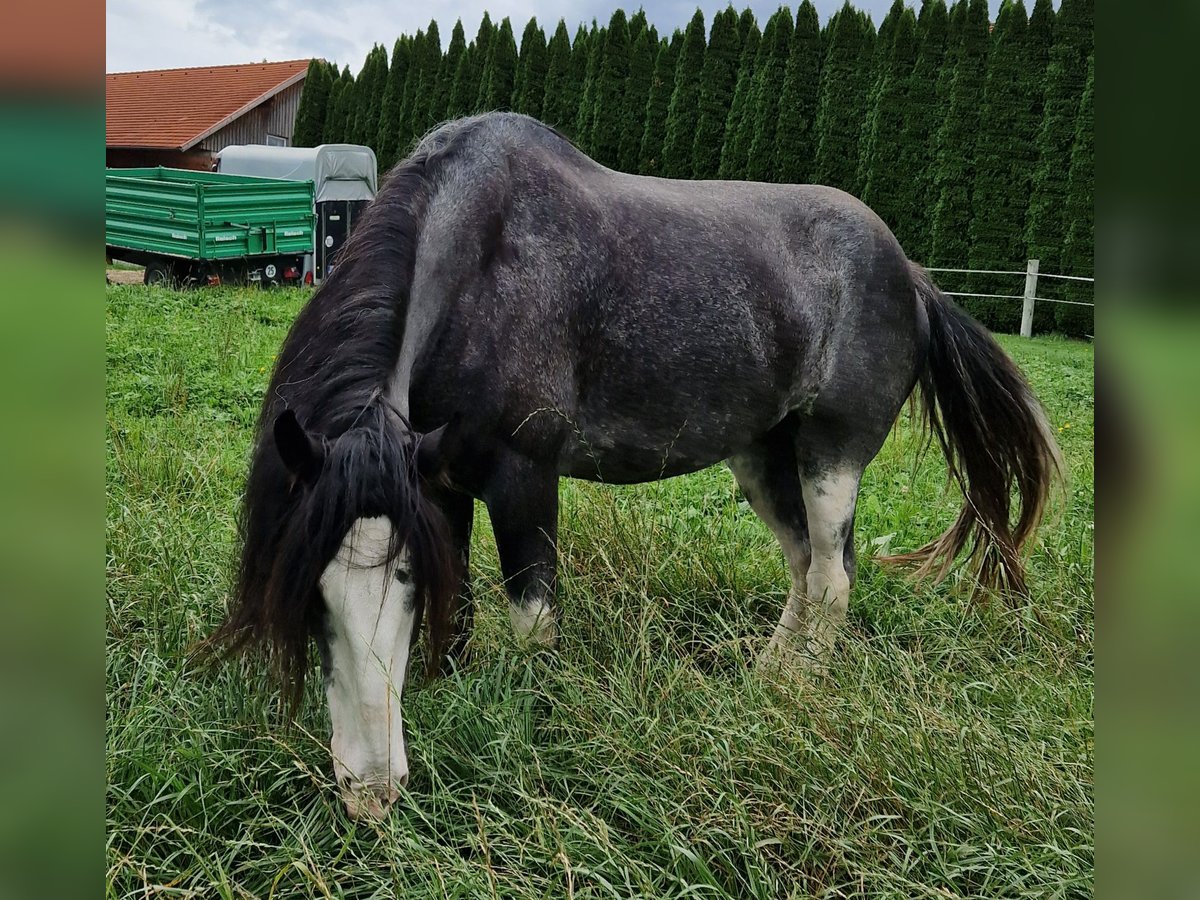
(883, 263, 1063, 594)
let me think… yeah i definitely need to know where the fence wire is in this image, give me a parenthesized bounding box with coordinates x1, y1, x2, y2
(930, 262, 1095, 309)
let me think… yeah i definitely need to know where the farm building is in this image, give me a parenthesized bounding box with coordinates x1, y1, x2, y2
(106, 59, 313, 170)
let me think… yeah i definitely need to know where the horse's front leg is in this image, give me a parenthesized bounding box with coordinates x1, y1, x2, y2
(428, 486, 476, 668)
(482, 454, 559, 647)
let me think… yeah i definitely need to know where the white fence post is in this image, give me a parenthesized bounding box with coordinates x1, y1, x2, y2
(1020, 258, 1039, 338)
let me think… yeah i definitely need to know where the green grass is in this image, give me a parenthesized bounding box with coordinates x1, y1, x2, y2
(106, 285, 1094, 899)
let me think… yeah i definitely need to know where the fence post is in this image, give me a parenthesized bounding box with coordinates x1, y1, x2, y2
(1020, 258, 1039, 338)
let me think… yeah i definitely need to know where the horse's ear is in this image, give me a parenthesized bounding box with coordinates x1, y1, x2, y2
(273, 409, 324, 483)
(417, 419, 459, 480)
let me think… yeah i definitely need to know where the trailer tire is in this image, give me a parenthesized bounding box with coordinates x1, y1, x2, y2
(143, 260, 175, 287)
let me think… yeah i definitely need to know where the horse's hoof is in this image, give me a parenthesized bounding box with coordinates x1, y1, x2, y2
(757, 636, 826, 681)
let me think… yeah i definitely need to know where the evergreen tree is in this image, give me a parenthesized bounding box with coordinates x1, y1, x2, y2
(447, 42, 477, 118)
(927, 0, 989, 267)
(857, 0, 905, 188)
(575, 23, 605, 151)
(349, 46, 374, 147)
(483, 17, 519, 110)
(718, 15, 761, 179)
(293, 58, 331, 147)
(322, 79, 344, 145)
(1022, 0, 1055, 332)
(736, 5, 755, 45)
(774, 0, 821, 183)
(692, 6, 741, 179)
(1026, 0, 1055, 100)
(341, 66, 361, 144)
(436, 22, 467, 122)
(861, 9, 918, 235)
(854, 10, 878, 194)
(661, 10, 707, 178)
(969, 0, 1037, 329)
(372, 42, 392, 140)
(396, 29, 427, 150)
(935, 0, 967, 113)
(513, 18, 548, 117)
(619, 26, 656, 172)
(1025, 0, 1092, 277)
(812, 2, 872, 192)
(1057, 52, 1093, 336)
(746, 6, 795, 183)
(376, 38, 411, 169)
(639, 34, 680, 175)
(871, 0, 904, 80)
(590, 10, 632, 168)
(413, 21, 442, 136)
(351, 45, 386, 149)
(540, 20, 575, 127)
(323, 66, 355, 144)
(563, 24, 592, 136)
(627, 9, 648, 42)
(892, 0, 949, 258)
(473, 13, 498, 109)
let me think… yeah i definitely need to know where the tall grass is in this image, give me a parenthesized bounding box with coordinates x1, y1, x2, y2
(106, 285, 1093, 898)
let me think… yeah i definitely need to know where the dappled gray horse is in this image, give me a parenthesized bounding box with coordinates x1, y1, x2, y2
(212, 113, 1059, 819)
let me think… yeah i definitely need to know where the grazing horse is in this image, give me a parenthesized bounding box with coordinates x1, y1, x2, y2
(211, 113, 1060, 820)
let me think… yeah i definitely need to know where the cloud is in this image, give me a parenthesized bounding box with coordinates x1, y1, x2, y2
(107, 0, 948, 75)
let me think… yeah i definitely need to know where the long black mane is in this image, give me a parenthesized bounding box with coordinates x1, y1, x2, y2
(208, 125, 475, 704)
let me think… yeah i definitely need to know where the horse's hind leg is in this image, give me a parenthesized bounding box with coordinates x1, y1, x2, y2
(726, 424, 813, 664)
(796, 461, 861, 664)
(789, 415, 871, 666)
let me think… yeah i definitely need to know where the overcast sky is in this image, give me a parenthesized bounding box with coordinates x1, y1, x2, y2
(106, 0, 1008, 74)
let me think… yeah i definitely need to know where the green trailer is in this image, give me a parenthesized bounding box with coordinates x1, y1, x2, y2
(105, 167, 315, 287)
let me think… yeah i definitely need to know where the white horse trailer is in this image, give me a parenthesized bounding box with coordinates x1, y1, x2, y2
(216, 144, 378, 284)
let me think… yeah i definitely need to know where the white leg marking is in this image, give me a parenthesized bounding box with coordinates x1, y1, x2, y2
(761, 527, 814, 662)
(510, 596, 556, 647)
(726, 456, 813, 668)
(799, 468, 858, 667)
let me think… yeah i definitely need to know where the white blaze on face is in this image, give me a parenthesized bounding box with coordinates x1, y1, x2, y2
(319, 516, 417, 820)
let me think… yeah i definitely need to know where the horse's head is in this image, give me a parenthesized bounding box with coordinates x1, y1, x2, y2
(218, 405, 455, 820)
(314, 514, 418, 820)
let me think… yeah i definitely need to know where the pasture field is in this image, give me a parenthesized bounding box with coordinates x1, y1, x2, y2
(106, 284, 1093, 899)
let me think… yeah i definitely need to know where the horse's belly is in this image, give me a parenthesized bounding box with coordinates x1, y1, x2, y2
(558, 411, 777, 484)
(559, 447, 716, 483)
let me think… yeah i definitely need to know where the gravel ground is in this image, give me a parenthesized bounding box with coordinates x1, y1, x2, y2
(106, 268, 143, 285)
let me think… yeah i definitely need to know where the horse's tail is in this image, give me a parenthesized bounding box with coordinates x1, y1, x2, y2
(881, 262, 1063, 595)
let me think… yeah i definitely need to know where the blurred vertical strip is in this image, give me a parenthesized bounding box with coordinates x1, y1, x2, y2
(1106, 2, 1200, 899)
(0, 1, 101, 898)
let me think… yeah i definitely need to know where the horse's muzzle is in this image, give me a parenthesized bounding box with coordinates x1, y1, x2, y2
(341, 774, 407, 821)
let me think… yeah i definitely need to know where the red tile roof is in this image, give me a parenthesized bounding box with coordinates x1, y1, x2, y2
(106, 59, 311, 150)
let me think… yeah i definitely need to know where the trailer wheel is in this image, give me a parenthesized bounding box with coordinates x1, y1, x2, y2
(143, 260, 175, 287)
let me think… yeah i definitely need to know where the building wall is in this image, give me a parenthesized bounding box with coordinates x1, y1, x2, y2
(198, 81, 303, 153)
(105, 147, 215, 170)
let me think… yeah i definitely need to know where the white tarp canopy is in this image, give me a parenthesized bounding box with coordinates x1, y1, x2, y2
(216, 144, 377, 204)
